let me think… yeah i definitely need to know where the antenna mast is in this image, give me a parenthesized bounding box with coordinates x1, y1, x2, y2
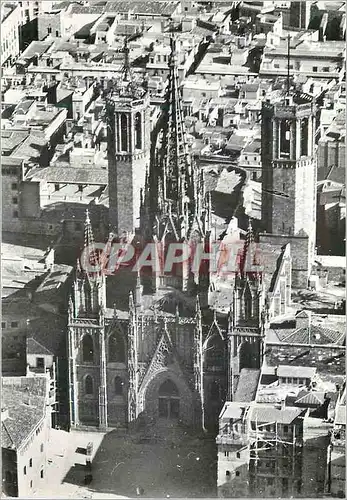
(287, 34, 290, 95)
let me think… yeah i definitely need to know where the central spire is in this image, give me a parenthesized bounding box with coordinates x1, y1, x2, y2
(143, 37, 197, 242)
(159, 37, 192, 204)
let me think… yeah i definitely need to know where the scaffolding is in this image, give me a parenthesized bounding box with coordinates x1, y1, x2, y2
(247, 415, 301, 496)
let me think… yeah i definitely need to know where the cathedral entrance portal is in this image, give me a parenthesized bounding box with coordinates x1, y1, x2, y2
(158, 379, 180, 419)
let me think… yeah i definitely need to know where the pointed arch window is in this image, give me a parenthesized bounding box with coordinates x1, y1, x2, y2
(244, 287, 252, 320)
(82, 334, 94, 363)
(114, 376, 124, 395)
(120, 113, 128, 152)
(85, 375, 94, 395)
(204, 334, 225, 369)
(135, 112, 142, 149)
(108, 331, 125, 363)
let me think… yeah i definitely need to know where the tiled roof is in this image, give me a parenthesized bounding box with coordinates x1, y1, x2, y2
(1, 377, 48, 450)
(27, 166, 108, 185)
(1, 131, 29, 152)
(105, 1, 179, 15)
(270, 324, 345, 345)
(249, 405, 304, 425)
(295, 392, 326, 407)
(26, 337, 53, 356)
(234, 368, 260, 403)
(35, 264, 72, 294)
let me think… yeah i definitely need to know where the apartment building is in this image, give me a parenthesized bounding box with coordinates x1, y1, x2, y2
(217, 364, 336, 498)
(1, 3, 21, 66)
(1, 376, 53, 497)
(260, 40, 346, 80)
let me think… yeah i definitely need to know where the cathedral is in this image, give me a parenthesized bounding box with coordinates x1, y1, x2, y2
(66, 39, 312, 432)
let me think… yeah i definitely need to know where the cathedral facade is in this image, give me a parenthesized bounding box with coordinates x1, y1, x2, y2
(67, 39, 293, 433)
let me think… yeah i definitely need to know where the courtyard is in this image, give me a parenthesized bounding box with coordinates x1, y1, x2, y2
(35, 422, 217, 498)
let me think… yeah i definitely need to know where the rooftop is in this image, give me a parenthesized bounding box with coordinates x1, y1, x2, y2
(234, 369, 260, 402)
(277, 365, 317, 378)
(26, 166, 108, 185)
(249, 404, 305, 425)
(2, 377, 48, 450)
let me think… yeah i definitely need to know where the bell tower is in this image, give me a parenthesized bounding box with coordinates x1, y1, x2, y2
(260, 92, 317, 287)
(107, 40, 150, 236)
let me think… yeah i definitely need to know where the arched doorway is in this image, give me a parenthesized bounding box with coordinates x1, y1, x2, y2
(158, 379, 180, 419)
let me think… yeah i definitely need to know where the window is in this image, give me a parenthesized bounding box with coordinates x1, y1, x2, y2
(24, 466, 27, 475)
(40, 443, 44, 452)
(30, 481, 33, 488)
(13, 211, 19, 218)
(120, 113, 128, 151)
(268, 478, 273, 486)
(274, 63, 280, 68)
(236, 452, 241, 458)
(78, 185, 83, 192)
(12, 197, 18, 204)
(312, 66, 318, 72)
(252, 172, 257, 180)
(47, 26, 52, 34)
(279, 119, 290, 157)
(29, 458, 32, 467)
(322, 67, 329, 72)
(54, 184, 59, 191)
(114, 376, 123, 395)
(235, 471, 240, 477)
(284, 425, 289, 433)
(108, 332, 125, 363)
(11, 183, 17, 190)
(224, 451, 229, 457)
(82, 334, 94, 362)
(226, 470, 230, 477)
(55, 30, 59, 37)
(85, 375, 94, 395)
(36, 357, 45, 369)
(2, 322, 6, 329)
(75, 222, 82, 231)
(11, 321, 18, 328)
(135, 112, 142, 150)
(40, 469, 44, 479)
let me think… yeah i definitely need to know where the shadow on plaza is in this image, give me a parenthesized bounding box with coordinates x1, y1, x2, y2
(62, 421, 218, 498)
